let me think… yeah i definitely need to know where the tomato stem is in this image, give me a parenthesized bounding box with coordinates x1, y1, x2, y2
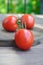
(21, 21, 26, 29)
(17, 19, 26, 29)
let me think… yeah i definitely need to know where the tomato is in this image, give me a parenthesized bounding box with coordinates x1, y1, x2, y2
(15, 29, 34, 50)
(2, 16, 18, 32)
(21, 14, 35, 29)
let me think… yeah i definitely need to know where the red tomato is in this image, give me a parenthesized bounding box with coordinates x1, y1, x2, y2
(2, 16, 18, 32)
(21, 14, 35, 29)
(15, 29, 34, 50)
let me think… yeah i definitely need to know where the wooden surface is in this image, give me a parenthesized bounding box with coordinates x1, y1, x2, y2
(0, 43, 43, 65)
(0, 14, 43, 65)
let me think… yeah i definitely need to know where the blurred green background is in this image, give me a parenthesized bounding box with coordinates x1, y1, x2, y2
(0, 0, 40, 14)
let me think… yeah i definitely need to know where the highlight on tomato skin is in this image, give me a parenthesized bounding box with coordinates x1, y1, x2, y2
(15, 29, 34, 50)
(21, 14, 35, 29)
(2, 16, 18, 32)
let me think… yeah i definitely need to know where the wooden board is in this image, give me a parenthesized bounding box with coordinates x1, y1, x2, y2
(0, 14, 43, 47)
(0, 21, 43, 47)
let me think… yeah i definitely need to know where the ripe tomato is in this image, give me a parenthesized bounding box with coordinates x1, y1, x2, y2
(15, 29, 34, 50)
(2, 16, 18, 32)
(21, 14, 35, 29)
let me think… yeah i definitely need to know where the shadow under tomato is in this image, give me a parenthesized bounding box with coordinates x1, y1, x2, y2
(2, 29, 16, 33)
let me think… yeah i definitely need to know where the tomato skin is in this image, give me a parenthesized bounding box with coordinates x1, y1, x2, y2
(21, 14, 35, 29)
(2, 16, 18, 32)
(3, 24, 18, 32)
(15, 29, 34, 50)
